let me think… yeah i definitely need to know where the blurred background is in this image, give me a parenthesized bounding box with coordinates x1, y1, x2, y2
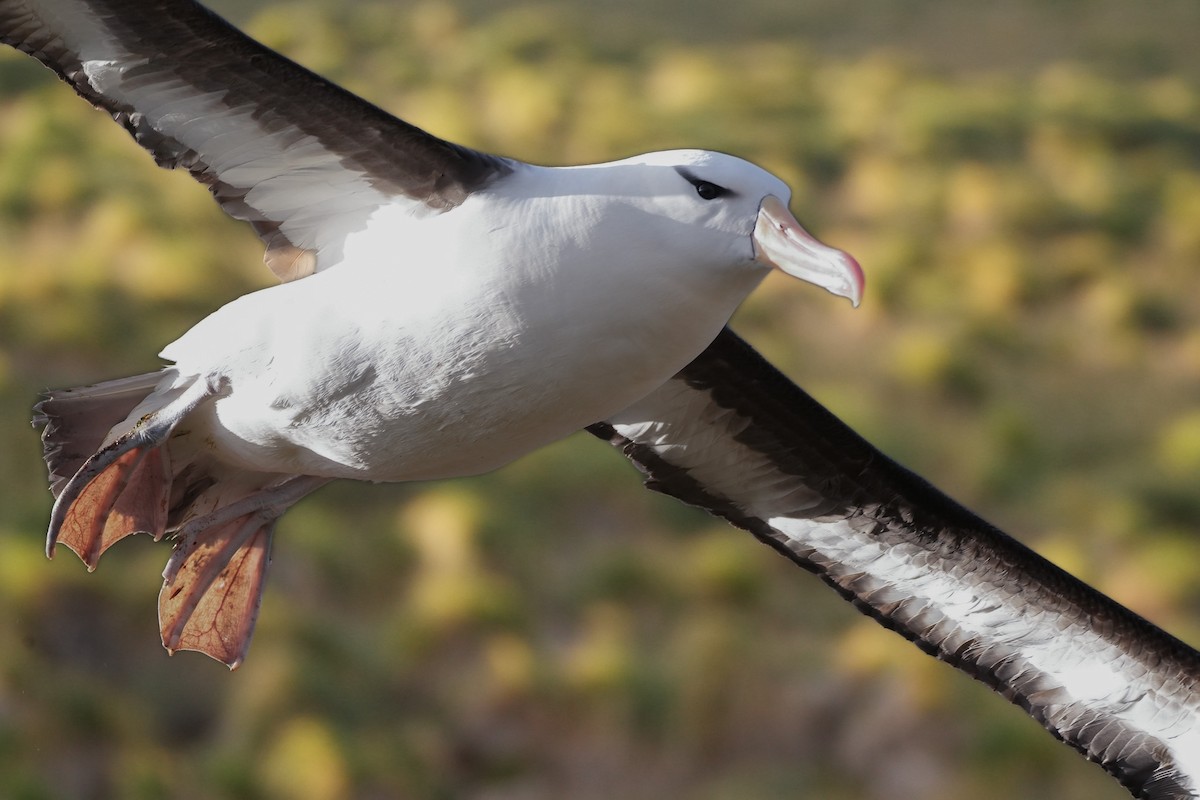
(2, 1, 1200, 797)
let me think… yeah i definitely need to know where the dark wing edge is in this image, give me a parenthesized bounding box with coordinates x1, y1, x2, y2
(0, 0, 511, 278)
(589, 328, 1200, 800)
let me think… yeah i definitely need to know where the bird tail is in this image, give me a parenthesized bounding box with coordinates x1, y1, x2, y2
(35, 371, 166, 499)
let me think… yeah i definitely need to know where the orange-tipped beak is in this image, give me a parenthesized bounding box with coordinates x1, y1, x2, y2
(753, 195, 864, 307)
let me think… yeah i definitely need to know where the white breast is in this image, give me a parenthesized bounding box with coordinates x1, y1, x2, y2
(162, 167, 769, 482)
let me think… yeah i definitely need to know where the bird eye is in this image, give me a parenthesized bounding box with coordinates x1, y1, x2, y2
(675, 168, 732, 201)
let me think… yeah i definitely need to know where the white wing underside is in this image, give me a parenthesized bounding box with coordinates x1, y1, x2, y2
(0, 0, 510, 280)
(593, 329, 1200, 799)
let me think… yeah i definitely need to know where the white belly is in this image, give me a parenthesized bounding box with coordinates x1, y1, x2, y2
(182, 298, 716, 481)
(162, 181, 768, 482)
(162, 188, 766, 482)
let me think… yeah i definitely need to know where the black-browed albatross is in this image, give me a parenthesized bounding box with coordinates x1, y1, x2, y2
(1, 1, 1197, 797)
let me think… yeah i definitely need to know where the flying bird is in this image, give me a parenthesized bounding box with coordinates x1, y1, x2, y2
(3, 0, 863, 664)
(1, 1, 1197, 798)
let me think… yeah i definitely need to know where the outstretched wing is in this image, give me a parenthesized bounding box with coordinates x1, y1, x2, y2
(590, 328, 1200, 800)
(0, 0, 511, 280)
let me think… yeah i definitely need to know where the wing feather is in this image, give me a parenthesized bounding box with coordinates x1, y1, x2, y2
(0, 0, 511, 279)
(591, 328, 1200, 799)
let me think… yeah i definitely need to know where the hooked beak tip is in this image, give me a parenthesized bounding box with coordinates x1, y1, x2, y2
(843, 253, 865, 308)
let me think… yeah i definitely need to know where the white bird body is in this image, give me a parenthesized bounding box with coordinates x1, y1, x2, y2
(160, 153, 798, 482)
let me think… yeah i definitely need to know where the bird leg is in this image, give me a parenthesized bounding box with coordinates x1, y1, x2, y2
(158, 474, 329, 669)
(47, 376, 222, 569)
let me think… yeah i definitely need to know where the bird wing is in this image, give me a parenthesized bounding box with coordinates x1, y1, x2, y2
(590, 328, 1200, 800)
(0, 0, 511, 280)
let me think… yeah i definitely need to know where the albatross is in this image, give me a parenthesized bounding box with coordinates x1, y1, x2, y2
(2, 1, 1198, 798)
(4, 0, 863, 663)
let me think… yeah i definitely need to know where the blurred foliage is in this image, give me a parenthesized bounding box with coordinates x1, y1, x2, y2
(2, 1, 1200, 798)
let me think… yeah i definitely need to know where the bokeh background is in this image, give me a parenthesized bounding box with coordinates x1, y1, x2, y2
(3, 1, 1200, 798)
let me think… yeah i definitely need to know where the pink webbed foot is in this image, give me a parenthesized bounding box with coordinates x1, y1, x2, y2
(157, 475, 328, 669)
(45, 374, 220, 568)
(159, 513, 276, 670)
(54, 443, 171, 570)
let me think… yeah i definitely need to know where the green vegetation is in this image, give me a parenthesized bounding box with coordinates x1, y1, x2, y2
(1, 2, 1199, 798)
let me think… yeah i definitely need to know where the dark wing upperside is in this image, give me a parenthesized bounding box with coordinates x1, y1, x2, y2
(589, 328, 1200, 800)
(0, 0, 511, 280)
